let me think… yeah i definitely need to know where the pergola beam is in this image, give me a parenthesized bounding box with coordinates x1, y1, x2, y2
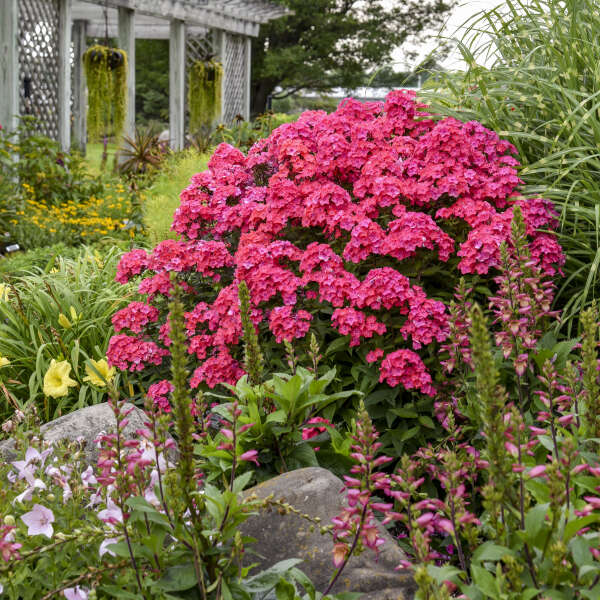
(0, 0, 19, 134)
(58, 0, 72, 151)
(118, 7, 136, 143)
(169, 19, 186, 150)
(72, 20, 87, 153)
(73, 0, 264, 36)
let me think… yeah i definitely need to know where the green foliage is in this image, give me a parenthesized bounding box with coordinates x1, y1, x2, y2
(135, 39, 169, 124)
(143, 149, 210, 244)
(422, 0, 600, 330)
(0, 246, 137, 420)
(207, 366, 360, 480)
(0, 117, 103, 208)
(250, 0, 455, 114)
(118, 126, 166, 177)
(83, 45, 128, 143)
(188, 60, 223, 132)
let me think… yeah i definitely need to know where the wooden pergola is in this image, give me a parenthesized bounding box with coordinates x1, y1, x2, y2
(0, 0, 288, 152)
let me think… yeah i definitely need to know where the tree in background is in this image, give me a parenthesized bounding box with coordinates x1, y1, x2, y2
(251, 0, 455, 115)
(135, 39, 169, 126)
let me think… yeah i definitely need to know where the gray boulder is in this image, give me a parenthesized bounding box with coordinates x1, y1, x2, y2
(0, 402, 148, 465)
(241, 467, 416, 599)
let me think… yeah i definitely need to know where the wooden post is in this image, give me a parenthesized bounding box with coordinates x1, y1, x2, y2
(244, 36, 251, 121)
(213, 29, 226, 123)
(0, 0, 19, 134)
(118, 7, 135, 145)
(72, 19, 87, 154)
(58, 0, 72, 151)
(169, 19, 185, 150)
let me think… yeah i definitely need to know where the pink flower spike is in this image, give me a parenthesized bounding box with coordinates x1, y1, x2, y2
(239, 450, 259, 466)
(21, 504, 55, 538)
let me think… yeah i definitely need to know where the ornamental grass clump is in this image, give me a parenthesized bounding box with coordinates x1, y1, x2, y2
(423, 0, 600, 328)
(108, 90, 563, 419)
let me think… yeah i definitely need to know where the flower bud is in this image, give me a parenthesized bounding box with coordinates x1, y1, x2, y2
(47, 493, 56, 502)
(3, 515, 15, 526)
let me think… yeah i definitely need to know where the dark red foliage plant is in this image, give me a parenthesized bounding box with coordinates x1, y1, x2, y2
(108, 90, 563, 411)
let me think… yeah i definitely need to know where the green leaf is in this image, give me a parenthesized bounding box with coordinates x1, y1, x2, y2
(564, 515, 600, 541)
(418, 415, 436, 429)
(427, 564, 464, 584)
(471, 542, 515, 563)
(325, 336, 350, 356)
(276, 578, 298, 600)
(524, 503, 550, 545)
(232, 470, 254, 493)
(470, 565, 499, 598)
(288, 442, 318, 469)
(156, 564, 198, 592)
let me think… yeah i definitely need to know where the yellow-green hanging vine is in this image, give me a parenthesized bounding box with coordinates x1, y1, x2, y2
(188, 59, 223, 131)
(83, 44, 128, 143)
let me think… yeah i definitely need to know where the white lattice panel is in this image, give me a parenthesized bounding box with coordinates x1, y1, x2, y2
(222, 32, 247, 122)
(18, 0, 60, 139)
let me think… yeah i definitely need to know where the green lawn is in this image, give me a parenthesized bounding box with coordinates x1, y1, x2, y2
(143, 148, 210, 244)
(84, 142, 119, 176)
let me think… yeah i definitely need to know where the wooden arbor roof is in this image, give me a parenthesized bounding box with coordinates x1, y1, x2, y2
(0, 0, 290, 151)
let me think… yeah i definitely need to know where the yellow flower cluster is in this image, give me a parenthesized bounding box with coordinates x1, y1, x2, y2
(13, 181, 142, 242)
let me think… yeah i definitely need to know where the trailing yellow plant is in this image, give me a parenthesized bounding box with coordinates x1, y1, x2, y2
(188, 59, 223, 131)
(83, 45, 128, 149)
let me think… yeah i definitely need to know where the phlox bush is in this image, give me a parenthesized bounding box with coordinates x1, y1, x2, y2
(109, 90, 563, 401)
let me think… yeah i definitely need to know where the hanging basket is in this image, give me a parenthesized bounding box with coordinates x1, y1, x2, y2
(188, 59, 223, 132)
(82, 44, 128, 142)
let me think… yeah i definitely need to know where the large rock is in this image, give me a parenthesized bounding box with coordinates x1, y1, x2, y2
(241, 467, 416, 599)
(0, 403, 148, 465)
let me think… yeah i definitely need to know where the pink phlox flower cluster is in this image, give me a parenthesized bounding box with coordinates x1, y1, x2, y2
(268, 305, 313, 343)
(379, 349, 435, 396)
(147, 380, 174, 413)
(115, 248, 148, 284)
(331, 307, 386, 347)
(190, 347, 245, 389)
(107, 335, 168, 372)
(112, 302, 159, 334)
(110, 89, 563, 394)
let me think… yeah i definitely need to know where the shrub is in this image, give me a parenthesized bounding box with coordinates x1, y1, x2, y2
(109, 91, 563, 451)
(422, 0, 600, 330)
(0, 247, 138, 421)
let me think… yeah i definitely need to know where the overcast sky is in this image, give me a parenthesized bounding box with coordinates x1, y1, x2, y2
(390, 0, 500, 70)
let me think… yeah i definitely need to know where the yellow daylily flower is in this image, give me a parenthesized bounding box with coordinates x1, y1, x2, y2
(58, 313, 72, 329)
(83, 358, 115, 387)
(0, 356, 10, 367)
(43, 360, 77, 398)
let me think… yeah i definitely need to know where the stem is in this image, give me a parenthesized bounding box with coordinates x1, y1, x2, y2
(449, 495, 467, 573)
(322, 501, 369, 597)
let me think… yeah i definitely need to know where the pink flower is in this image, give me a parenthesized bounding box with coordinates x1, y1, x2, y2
(21, 504, 55, 538)
(239, 450, 259, 466)
(63, 586, 89, 600)
(528, 465, 547, 478)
